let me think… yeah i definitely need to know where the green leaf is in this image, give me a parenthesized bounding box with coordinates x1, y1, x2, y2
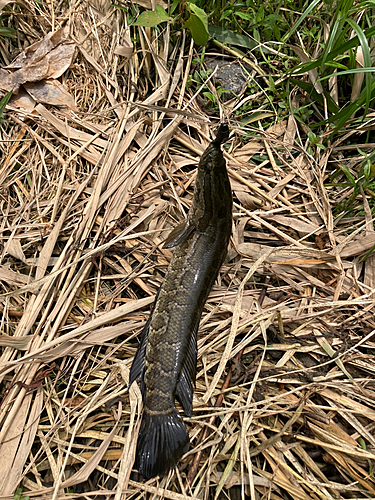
(308, 131, 316, 143)
(0, 26, 15, 38)
(13, 489, 29, 500)
(241, 111, 275, 125)
(0, 90, 12, 122)
(281, 0, 321, 43)
(324, 61, 348, 69)
(293, 25, 375, 75)
(235, 11, 253, 21)
(184, 3, 209, 46)
(171, 0, 179, 15)
(186, 2, 208, 24)
(358, 437, 367, 450)
(219, 9, 232, 22)
(208, 26, 257, 50)
(341, 165, 356, 186)
(346, 18, 372, 118)
(289, 78, 339, 114)
(310, 78, 375, 135)
(268, 75, 275, 92)
(203, 91, 216, 104)
(113, 4, 128, 11)
(134, 5, 171, 27)
(317, 66, 375, 80)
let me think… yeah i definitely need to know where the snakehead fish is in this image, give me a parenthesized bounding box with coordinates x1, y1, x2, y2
(129, 123, 232, 479)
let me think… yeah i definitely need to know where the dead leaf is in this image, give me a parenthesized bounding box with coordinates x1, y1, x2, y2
(238, 242, 334, 264)
(360, 186, 375, 288)
(6, 29, 70, 70)
(234, 190, 259, 209)
(3, 389, 43, 495)
(24, 80, 76, 108)
(0, 29, 75, 93)
(61, 419, 119, 488)
(114, 44, 133, 58)
(0, 392, 33, 493)
(269, 173, 295, 198)
(275, 258, 327, 266)
(4, 239, 27, 263)
(10, 87, 36, 113)
(0, 266, 29, 286)
(338, 233, 375, 258)
(263, 215, 320, 235)
(234, 121, 287, 162)
(351, 46, 364, 103)
(134, 0, 167, 8)
(0, 0, 13, 9)
(0, 333, 32, 351)
(114, 29, 133, 59)
(292, 46, 323, 94)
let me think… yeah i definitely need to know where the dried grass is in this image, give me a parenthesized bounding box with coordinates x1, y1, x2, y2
(1, 1, 375, 499)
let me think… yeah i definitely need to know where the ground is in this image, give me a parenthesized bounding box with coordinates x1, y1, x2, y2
(1, 0, 375, 499)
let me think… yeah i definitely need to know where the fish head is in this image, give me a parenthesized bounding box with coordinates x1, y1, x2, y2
(198, 123, 229, 174)
(213, 123, 229, 145)
(191, 124, 232, 231)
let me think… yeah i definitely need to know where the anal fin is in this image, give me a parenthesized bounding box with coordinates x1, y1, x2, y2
(175, 321, 198, 417)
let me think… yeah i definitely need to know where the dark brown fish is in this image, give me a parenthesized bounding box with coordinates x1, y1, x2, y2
(129, 123, 232, 479)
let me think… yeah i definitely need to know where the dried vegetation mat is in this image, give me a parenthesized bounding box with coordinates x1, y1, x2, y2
(1, 1, 375, 499)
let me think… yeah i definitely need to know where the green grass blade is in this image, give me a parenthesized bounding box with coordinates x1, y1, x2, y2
(289, 78, 340, 113)
(317, 67, 375, 80)
(0, 90, 13, 122)
(281, 0, 321, 44)
(346, 18, 372, 118)
(293, 25, 375, 74)
(321, 18, 341, 67)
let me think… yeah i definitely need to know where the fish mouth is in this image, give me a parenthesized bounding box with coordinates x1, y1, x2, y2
(213, 122, 230, 145)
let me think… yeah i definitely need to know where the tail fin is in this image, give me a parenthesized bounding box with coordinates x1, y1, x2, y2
(135, 408, 189, 479)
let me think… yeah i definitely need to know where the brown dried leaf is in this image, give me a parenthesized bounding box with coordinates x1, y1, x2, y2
(0, 30, 75, 92)
(4, 239, 27, 263)
(234, 121, 287, 162)
(264, 214, 320, 235)
(238, 242, 333, 263)
(0, 333, 32, 351)
(4, 389, 43, 495)
(36, 103, 108, 149)
(134, 0, 167, 7)
(10, 87, 36, 113)
(114, 30, 133, 59)
(0, 266, 29, 286)
(0, 392, 35, 493)
(61, 422, 119, 488)
(0, 0, 13, 8)
(24, 80, 76, 108)
(320, 389, 375, 422)
(6, 29, 70, 70)
(338, 233, 375, 258)
(291, 46, 323, 94)
(275, 258, 327, 266)
(351, 46, 364, 103)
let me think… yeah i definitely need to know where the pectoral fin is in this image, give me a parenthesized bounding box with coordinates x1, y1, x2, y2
(163, 220, 195, 249)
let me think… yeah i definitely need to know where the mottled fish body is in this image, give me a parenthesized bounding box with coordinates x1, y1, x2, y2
(129, 123, 232, 479)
